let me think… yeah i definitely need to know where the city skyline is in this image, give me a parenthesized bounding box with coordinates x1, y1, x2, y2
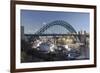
(21, 10, 90, 34)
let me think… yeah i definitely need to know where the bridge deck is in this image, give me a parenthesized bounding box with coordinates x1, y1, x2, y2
(25, 34, 89, 37)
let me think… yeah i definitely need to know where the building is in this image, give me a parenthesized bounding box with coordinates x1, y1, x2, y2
(21, 26, 25, 40)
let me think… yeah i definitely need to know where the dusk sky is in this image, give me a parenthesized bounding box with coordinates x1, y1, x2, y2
(21, 10, 90, 34)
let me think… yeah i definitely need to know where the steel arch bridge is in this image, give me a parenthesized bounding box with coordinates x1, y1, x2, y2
(35, 20, 77, 34)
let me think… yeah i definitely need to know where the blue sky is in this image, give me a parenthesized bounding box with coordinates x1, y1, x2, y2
(21, 10, 90, 34)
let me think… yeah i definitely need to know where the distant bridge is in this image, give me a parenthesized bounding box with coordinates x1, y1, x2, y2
(26, 20, 89, 41)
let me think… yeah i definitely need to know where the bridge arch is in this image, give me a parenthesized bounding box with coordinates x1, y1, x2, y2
(35, 20, 76, 34)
